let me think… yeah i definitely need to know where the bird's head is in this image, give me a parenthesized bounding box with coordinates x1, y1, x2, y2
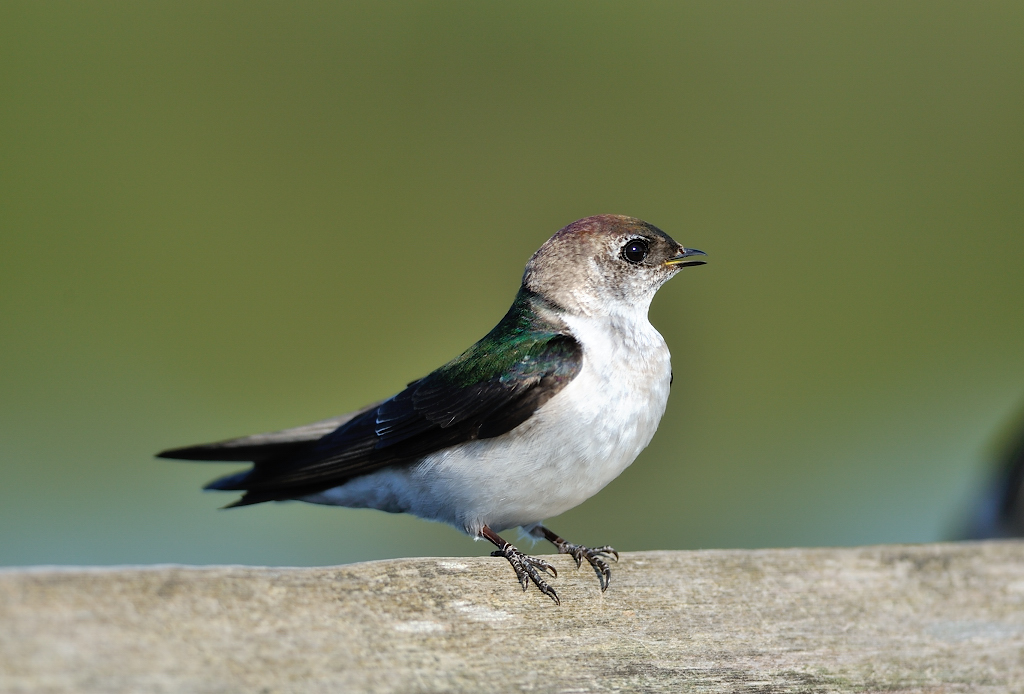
(522, 215, 706, 317)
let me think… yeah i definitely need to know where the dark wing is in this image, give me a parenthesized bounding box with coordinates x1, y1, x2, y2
(155, 403, 383, 463)
(161, 325, 582, 507)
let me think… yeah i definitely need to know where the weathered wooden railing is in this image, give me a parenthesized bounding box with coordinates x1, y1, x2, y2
(2, 541, 1022, 692)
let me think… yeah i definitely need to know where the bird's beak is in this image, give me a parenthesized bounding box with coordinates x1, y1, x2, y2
(664, 247, 707, 268)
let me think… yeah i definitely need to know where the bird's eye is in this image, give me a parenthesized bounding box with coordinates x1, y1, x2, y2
(621, 238, 649, 264)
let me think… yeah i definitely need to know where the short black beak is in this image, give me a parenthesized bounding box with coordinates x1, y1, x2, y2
(665, 247, 707, 268)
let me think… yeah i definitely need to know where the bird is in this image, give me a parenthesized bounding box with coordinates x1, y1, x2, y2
(158, 214, 706, 603)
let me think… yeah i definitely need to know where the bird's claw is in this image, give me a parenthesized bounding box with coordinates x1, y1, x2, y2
(559, 543, 618, 591)
(491, 546, 560, 604)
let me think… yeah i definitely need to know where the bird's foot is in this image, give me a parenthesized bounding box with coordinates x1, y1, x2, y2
(528, 524, 614, 589)
(557, 542, 618, 591)
(528, 525, 619, 592)
(490, 545, 560, 604)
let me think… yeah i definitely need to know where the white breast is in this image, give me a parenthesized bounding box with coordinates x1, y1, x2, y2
(304, 310, 673, 535)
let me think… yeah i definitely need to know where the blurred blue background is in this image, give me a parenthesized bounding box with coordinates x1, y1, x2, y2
(2, 1, 1023, 567)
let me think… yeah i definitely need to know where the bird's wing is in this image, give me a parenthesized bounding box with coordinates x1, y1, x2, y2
(155, 403, 384, 463)
(215, 327, 583, 505)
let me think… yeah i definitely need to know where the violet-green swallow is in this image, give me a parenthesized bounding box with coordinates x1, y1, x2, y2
(159, 215, 706, 603)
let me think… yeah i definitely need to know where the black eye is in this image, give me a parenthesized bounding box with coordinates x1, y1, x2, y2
(621, 238, 649, 264)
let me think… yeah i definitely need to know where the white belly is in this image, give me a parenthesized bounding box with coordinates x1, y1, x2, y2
(302, 312, 673, 535)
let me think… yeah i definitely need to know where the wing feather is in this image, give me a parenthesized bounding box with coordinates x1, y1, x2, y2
(155, 404, 382, 462)
(231, 332, 581, 501)
(160, 289, 583, 507)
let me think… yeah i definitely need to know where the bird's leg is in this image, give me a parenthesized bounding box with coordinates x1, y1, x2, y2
(480, 526, 560, 604)
(529, 525, 619, 592)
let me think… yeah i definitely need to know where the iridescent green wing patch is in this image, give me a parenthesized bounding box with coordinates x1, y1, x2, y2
(202, 290, 583, 505)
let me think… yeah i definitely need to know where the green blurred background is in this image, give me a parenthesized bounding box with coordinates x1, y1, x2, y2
(2, 1, 1023, 567)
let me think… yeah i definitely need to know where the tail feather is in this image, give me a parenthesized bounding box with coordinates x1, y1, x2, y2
(203, 470, 253, 491)
(158, 401, 385, 508)
(220, 494, 265, 509)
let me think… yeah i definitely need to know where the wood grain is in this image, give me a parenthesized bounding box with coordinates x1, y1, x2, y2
(2, 541, 1022, 693)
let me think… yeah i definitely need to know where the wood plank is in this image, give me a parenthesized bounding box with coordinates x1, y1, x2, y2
(2, 541, 1022, 692)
